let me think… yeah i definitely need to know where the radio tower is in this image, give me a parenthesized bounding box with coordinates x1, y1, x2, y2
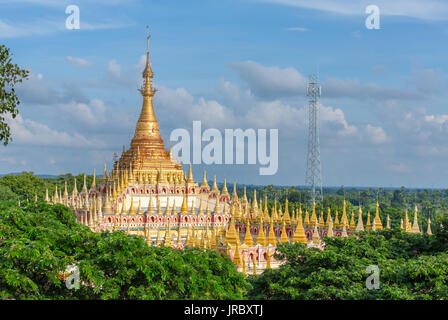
(305, 74, 323, 203)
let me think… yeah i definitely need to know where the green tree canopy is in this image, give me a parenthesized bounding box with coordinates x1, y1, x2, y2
(0, 45, 29, 146)
(248, 215, 448, 300)
(0, 201, 250, 299)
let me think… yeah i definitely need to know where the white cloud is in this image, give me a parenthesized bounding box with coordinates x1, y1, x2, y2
(365, 124, 389, 144)
(58, 99, 107, 126)
(6, 114, 105, 148)
(134, 55, 146, 71)
(408, 68, 444, 94)
(107, 60, 121, 78)
(286, 27, 307, 32)
(324, 77, 422, 100)
(0, 17, 129, 39)
(230, 61, 421, 101)
(16, 70, 60, 105)
(230, 61, 307, 99)
(67, 56, 92, 67)
(259, 0, 448, 21)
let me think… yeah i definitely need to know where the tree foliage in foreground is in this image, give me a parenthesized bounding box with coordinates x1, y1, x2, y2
(248, 215, 448, 300)
(0, 201, 249, 299)
(0, 45, 29, 146)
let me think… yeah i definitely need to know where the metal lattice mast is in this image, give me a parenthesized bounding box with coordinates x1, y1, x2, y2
(305, 74, 323, 203)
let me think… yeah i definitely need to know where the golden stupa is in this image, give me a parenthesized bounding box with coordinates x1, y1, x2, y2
(116, 27, 183, 181)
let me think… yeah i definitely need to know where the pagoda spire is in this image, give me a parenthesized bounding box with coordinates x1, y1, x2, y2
(187, 164, 195, 184)
(73, 177, 78, 197)
(82, 174, 87, 193)
(349, 210, 356, 230)
(292, 209, 307, 244)
(90, 168, 96, 191)
(243, 222, 254, 246)
(201, 170, 209, 189)
(146, 195, 155, 213)
(366, 212, 372, 230)
(411, 205, 420, 234)
(404, 208, 412, 233)
(341, 200, 349, 228)
(427, 218, 432, 235)
(327, 217, 334, 238)
(374, 200, 383, 230)
(140, 25, 155, 97)
(355, 205, 364, 232)
(312, 222, 321, 244)
(181, 192, 188, 213)
(256, 215, 267, 246)
(129, 197, 135, 215)
(325, 207, 332, 228)
(310, 199, 317, 226)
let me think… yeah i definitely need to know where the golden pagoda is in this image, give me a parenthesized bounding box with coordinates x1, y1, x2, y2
(117, 27, 182, 177)
(59, 28, 429, 275)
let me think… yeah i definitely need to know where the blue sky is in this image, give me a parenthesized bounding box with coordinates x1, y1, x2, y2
(2, 0, 448, 188)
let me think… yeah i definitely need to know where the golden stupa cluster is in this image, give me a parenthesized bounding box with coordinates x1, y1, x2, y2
(42, 29, 432, 275)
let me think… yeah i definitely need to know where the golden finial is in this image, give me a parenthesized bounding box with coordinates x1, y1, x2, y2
(310, 199, 317, 226)
(325, 207, 332, 228)
(224, 214, 239, 247)
(181, 192, 188, 213)
(146, 195, 155, 213)
(349, 210, 356, 230)
(356, 205, 364, 232)
(279, 221, 289, 244)
(411, 205, 420, 234)
(341, 200, 349, 229)
(201, 170, 209, 189)
(283, 199, 290, 224)
(129, 197, 135, 215)
(243, 222, 254, 246)
(232, 242, 242, 267)
(198, 198, 204, 215)
(257, 216, 267, 246)
(206, 198, 211, 215)
(292, 208, 307, 244)
(137, 199, 143, 215)
(318, 208, 325, 228)
(404, 208, 411, 232)
(312, 222, 321, 244)
(187, 163, 195, 184)
(427, 218, 432, 235)
(374, 200, 383, 230)
(266, 250, 271, 269)
(90, 168, 96, 190)
(327, 217, 334, 238)
(366, 212, 372, 230)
